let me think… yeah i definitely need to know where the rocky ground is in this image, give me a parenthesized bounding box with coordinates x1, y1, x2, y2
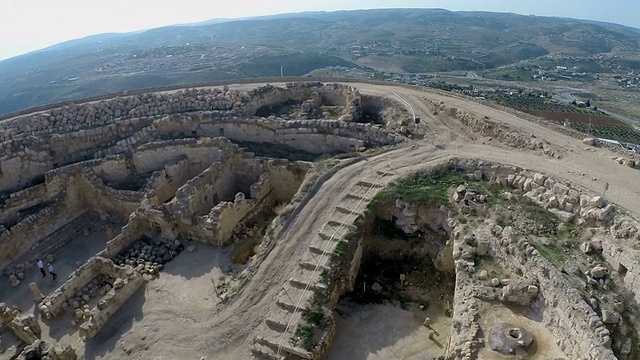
(97, 82, 640, 359)
(3, 80, 640, 359)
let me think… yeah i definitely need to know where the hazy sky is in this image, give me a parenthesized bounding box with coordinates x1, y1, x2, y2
(0, 0, 638, 61)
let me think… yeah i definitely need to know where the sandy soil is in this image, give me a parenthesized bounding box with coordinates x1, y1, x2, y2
(135, 82, 640, 359)
(0, 228, 111, 313)
(325, 301, 451, 360)
(475, 301, 566, 360)
(4, 81, 640, 359)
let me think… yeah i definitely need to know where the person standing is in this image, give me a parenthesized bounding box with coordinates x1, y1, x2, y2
(36, 259, 46, 278)
(47, 262, 57, 280)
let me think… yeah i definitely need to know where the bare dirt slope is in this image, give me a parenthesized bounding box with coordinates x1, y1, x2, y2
(84, 83, 640, 360)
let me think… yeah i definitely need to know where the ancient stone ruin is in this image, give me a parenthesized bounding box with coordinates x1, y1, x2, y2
(0, 82, 408, 358)
(258, 158, 639, 360)
(1, 81, 639, 360)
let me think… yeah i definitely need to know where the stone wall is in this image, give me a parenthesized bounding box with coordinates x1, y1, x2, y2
(3, 213, 101, 278)
(40, 257, 109, 318)
(240, 82, 361, 120)
(165, 156, 277, 245)
(131, 138, 237, 174)
(92, 155, 132, 185)
(264, 159, 311, 203)
(38, 255, 144, 341)
(493, 170, 617, 226)
(0, 81, 399, 193)
(78, 263, 144, 340)
(0, 199, 82, 273)
(0, 89, 240, 193)
(0, 156, 151, 273)
(0, 184, 51, 226)
(77, 170, 143, 222)
(0, 88, 240, 143)
(469, 159, 640, 306)
(100, 216, 155, 260)
(487, 226, 616, 359)
(601, 241, 640, 305)
(451, 159, 640, 359)
(15, 340, 77, 360)
(144, 157, 191, 206)
(201, 174, 274, 246)
(167, 155, 260, 216)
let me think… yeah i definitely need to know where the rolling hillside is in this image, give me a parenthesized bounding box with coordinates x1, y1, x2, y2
(1, 8, 639, 116)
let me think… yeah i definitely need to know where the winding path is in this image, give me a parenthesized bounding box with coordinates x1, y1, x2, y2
(82, 81, 640, 359)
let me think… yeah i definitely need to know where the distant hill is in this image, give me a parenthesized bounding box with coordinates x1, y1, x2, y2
(1, 8, 639, 116)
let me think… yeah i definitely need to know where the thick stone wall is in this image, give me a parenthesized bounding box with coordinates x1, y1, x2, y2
(78, 263, 144, 340)
(0, 90, 239, 193)
(202, 173, 274, 246)
(240, 82, 361, 120)
(0, 80, 400, 193)
(39, 257, 108, 318)
(131, 138, 236, 174)
(488, 228, 616, 359)
(144, 157, 190, 206)
(0, 199, 83, 273)
(100, 216, 155, 260)
(164, 156, 308, 246)
(601, 242, 640, 305)
(0, 88, 239, 143)
(91, 155, 132, 185)
(0, 183, 51, 226)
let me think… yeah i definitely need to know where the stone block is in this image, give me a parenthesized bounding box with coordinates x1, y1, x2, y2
(589, 196, 606, 209)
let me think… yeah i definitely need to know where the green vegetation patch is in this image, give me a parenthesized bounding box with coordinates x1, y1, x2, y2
(370, 169, 504, 208)
(531, 242, 567, 268)
(568, 122, 640, 145)
(486, 93, 602, 115)
(294, 306, 329, 351)
(370, 171, 466, 206)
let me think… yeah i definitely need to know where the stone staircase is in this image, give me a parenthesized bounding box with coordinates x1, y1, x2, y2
(251, 172, 391, 359)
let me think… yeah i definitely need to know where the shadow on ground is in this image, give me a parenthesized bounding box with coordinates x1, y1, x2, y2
(161, 240, 239, 280)
(83, 286, 146, 360)
(325, 300, 447, 360)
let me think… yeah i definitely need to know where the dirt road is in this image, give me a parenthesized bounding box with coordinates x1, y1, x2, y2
(86, 83, 640, 360)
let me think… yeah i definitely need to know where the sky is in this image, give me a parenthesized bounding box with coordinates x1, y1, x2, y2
(0, 0, 638, 61)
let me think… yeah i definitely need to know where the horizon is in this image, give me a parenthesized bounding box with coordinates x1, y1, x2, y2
(1, 0, 639, 61)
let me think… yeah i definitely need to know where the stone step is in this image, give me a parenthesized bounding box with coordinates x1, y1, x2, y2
(254, 332, 313, 360)
(275, 288, 309, 315)
(318, 232, 334, 241)
(265, 318, 288, 332)
(288, 278, 327, 293)
(250, 342, 286, 360)
(356, 180, 383, 189)
(326, 220, 355, 230)
(334, 205, 356, 215)
(320, 225, 349, 240)
(308, 246, 330, 256)
(343, 193, 372, 202)
(298, 261, 330, 273)
(376, 170, 395, 177)
(276, 298, 298, 313)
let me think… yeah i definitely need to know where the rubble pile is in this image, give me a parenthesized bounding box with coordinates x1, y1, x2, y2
(112, 236, 184, 275)
(63, 275, 114, 311)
